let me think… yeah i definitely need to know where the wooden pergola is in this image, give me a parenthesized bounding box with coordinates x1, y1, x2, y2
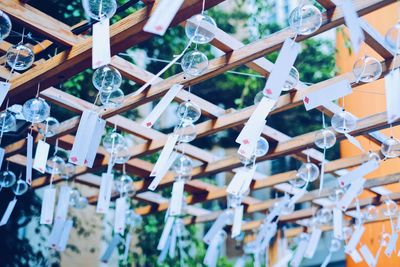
(1, 0, 399, 237)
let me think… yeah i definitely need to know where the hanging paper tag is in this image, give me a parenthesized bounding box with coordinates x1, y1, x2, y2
(289, 189, 306, 207)
(344, 133, 365, 152)
(384, 232, 398, 257)
(341, 0, 364, 54)
(55, 185, 70, 221)
(290, 237, 308, 267)
(56, 219, 73, 252)
(142, 84, 183, 128)
(237, 121, 265, 159)
(338, 177, 365, 211)
(304, 228, 322, 259)
(231, 205, 244, 238)
(40, 187, 56, 225)
(47, 219, 65, 247)
(226, 166, 256, 196)
(158, 235, 170, 263)
(333, 208, 343, 240)
(148, 152, 178, 191)
(385, 69, 400, 123)
(123, 233, 132, 261)
(96, 173, 114, 213)
(349, 249, 363, 263)
(360, 244, 376, 267)
(263, 38, 300, 100)
(85, 116, 106, 168)
(203, 212, 229, 245)
(338, 160, 378, 188)
(259, 223, 278, 250)
(0, 198, 17, 226)
(92, 18, 111, 69)
(265, 195, 290, 224)
(100, 234, 122, 263)
(303, 79, 352, 110)
(169, 180, 185, 216)
(0, 147, 4, 170)
(114, 197, 127, 234)
(143, 0, 185, 35)
(26, 133, 33, 185)
(235, 257, 247, 267)
(273, 250, 293, 267)
(204, 231, 224, 267)
(0, 82, 10, 106)
(168, 227, 177, 258)
(157, 216, 175, 250)
(33, 140, 50, 173)
(151, 134, 179, 177)
(345, 225, 365, 253)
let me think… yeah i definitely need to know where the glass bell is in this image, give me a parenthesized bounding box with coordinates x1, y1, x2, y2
(115, 174, 135, 197)
(185, 14, 217, 44)
(82, 0, 117, 20)
(368, 151, 381, 162)
(297, 162, 320, 182)
(253, 91, 265, 105)
(0, 170, 16, 188)
(364, 204, 379, 221)
(282, 67, 300, 91)
(126, 210, 142, 228)
(177, 101, 201, 123)
(385, 22, 400, 54)
(174, 121, 197, 143)
(113, 146, 131, 164)
(382, 199, 398, 217)
(314, 128, 336, 149)
(173, 154, 193, 181)
(353, 56, 382, 83)
(37, 117, 59, 137)
(328, 188, 344, 202)
(381, 137, 400, 158)
(22, 98, 50, 123)
(289, 175, 307, 188)
(238, 154, 255, 165)
(181, 50, 208, 77)
(0, 111, 16, 132)
(331, 110, 357, 133)
(0, 11, 11, 41)
(92, 65, 122, 93)
(254, 137, 269, 158)
(330, 239, 342, 252)
(100, 88, 124, 109)
(74, 196, 88, 209)
(60, 162, 76, 179)
(103, 132, 126, 154)
(289, 5, 322, 35)
(316, 208, 332, 225)
(46, 155, 66, 175)
(69, 188, 81, 206)
(6, 44, 35, 71)
(12, 179, 28, 196)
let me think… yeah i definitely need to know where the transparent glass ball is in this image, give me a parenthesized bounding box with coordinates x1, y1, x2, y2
(8, 104, 23, 115)
(37, 117, 59, 137)
(74, 196, 88, 209)
(174, 122, 197, 143)
(0, 170, 16, 188)
(60, 162, 76, 179)
(238, 154, 255, 165)
(115, 174, 135, 197)
(289, 5, 322, 35)
(328, 188, 344, 202)
(282, 67, 300, 91)
(299, 232, 310, 242)
(82, 0, 117, 20)
(22, 98, 50, 123)
(46, 155, 66, 175)
(6, 44, 35, 71)
(330, 239, 342, 252)
(185, 14, 217, 44)
(368, 151, 381, 162)
(181, 50, 208, 77)
(0, 11, 11, 41)
(331, 110, 357, 134)
(92, 65, 122, 93)
(177, 101, 201, 123)
(289, 175, 307, 188)
(381, 137, 400, 158)
(353, 56, 382, 83)
(0, 111, 16, 132)
(113, 146, 131, 164)
(385, 22, 400, 54)
(103, 132, 126, 153)
(314, 129, 336, 149)
(364, 205, 379, 221)
(253, 91, 265, 105)
(297, 162, 320, 182)
(69, 188, 81, 206)
(382, 199, 398, 217)
(255, 137, 269, 158)
(316, 208, 332, 225)
(12, 180, 28, 195)
(100, 88, 124, 109)
(126, 210, 142, 228)
(173, 154, 193, 180)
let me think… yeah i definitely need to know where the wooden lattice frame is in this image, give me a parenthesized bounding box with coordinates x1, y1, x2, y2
(1, 0, 399, 236)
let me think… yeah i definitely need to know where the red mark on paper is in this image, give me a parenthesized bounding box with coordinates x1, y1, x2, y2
(304, 97, 309, 104)
(265, 89, 272, 95)
(71, 156, 77, 162)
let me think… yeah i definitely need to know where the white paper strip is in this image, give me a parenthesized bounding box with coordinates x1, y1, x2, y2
(384, 232, 398, 257)
(114, 197, 127, 234)
(385, 69, 400, 123)
(151, 134, 179, 177)
(169, 180, 185, 216)
(231, 205, 244, 238)
(55, 185, 70, 221)
(100, 234, 122, 263)
(26, 133, 33, 185)
(345, 225, 365, 253)
(333, 208, 343, 240)
(157, 235, 170, 263)
(40, 187, 56, 225)
(339, 178, 365, 211)
(56, 219, 73, 252)
(303, 79, 352, 110)
(360, 244, 376, 267)
(203, 212, 229, 245)
(96, 173, 114, 213)
(237, 121, 265, 159)
(349, 249, 363, 263)
(341, 0, 364, 54)
(0, 147, 4, 170)
(123, 233, 132, 261)
(0, 198, 17, 226)
(226, 165, 256, 196)
(289, 188, 306, 207)
(47, 219, 65, 248)
(157, 216, 175, 250)
(143, 0, 185, 35)
(168, 227, 177, 258)
(92, 19, 111, 69)
(33, 140, 50, 173)
(272, 250, 293, 267)
(290, 238, 308, 267)
(338, 160, 378, 188)
(85, 116, 106, 168)
(148, 152, 177, 191)
(204, 232, 223, 267)
(304, 228, 322, 259)
(344, 133, 365, 152)
(0, 82, 10, 106)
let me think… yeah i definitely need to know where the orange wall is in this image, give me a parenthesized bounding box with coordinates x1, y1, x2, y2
(336, 3, 400, 266)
